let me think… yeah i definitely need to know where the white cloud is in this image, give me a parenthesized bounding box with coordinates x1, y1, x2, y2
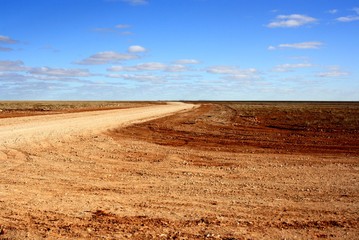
(268, 46, 276, 51)
(0, 72, 28, 82)
(166, 64, 188, 72)
(174, 59, 200, 64)
(328, 9, 338, 14)
(92, 28, 116, 33)
(0, 79, 74, 100)
(108, 62, 189, 72)
(28, 75, 91, 83)
(0, 62, 94, 84)
(0, 35, 18, 44)
(206, 66, 258, 80)
(29, 67, 93, 77)
(107, 66, 127, 72)
(207, 66, 255, 75)
(267, 14, 317, 28)
(107, 73, 163, 83)
(128, 45, 146, 53)
(280, 42, 322, 49)
(0, 46, 13, 52)
(134, 62, 166, 71)
(273, 63, 313, 72)
(115, 24, 131, 29)
(93, 24, 132, 35)
(269, 41, 323, 50)
(317, 67, 349, 78)
(336, 16, 359, 22)
(76, 51, 138, 65)
(122, 0, 148, 6)
(106, 72, 195, 83)
(0, 60, 28, 71)
(109, 62, 166, 71)
(207, 66, 236, 74)
(336, 7, 359, 22)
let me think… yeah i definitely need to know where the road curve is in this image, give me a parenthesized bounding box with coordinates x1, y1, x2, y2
(0, 102, 196, 149)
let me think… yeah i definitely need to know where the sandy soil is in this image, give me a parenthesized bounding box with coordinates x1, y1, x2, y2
(0, 102, 358, 239)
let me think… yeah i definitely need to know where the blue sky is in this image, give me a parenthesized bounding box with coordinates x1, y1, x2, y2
(0, 0, 358, 100)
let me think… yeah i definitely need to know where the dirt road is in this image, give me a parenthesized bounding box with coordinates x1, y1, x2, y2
(0, 102, 195, 148)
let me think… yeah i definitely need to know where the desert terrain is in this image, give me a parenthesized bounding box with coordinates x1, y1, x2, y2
(0, 101, 358, 239)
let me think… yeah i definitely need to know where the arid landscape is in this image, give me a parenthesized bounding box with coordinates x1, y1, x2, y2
(0, 101, 164, 119)
(0, 101, 358, 239)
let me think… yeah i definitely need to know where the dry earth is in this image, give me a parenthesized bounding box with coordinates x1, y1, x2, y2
(0, 101, 162, 119)
(0, 102, 358, 239)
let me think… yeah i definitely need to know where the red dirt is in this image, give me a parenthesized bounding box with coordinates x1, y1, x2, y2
(1, 102, 358, 239)
(115, 103, 359, 155)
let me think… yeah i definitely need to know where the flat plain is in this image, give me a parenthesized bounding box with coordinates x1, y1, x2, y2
(0, 101, 358, 239)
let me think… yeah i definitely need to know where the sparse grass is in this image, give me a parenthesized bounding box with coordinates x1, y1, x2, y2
(0, 101, 162, 111)
(0, 101, 165, 119)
